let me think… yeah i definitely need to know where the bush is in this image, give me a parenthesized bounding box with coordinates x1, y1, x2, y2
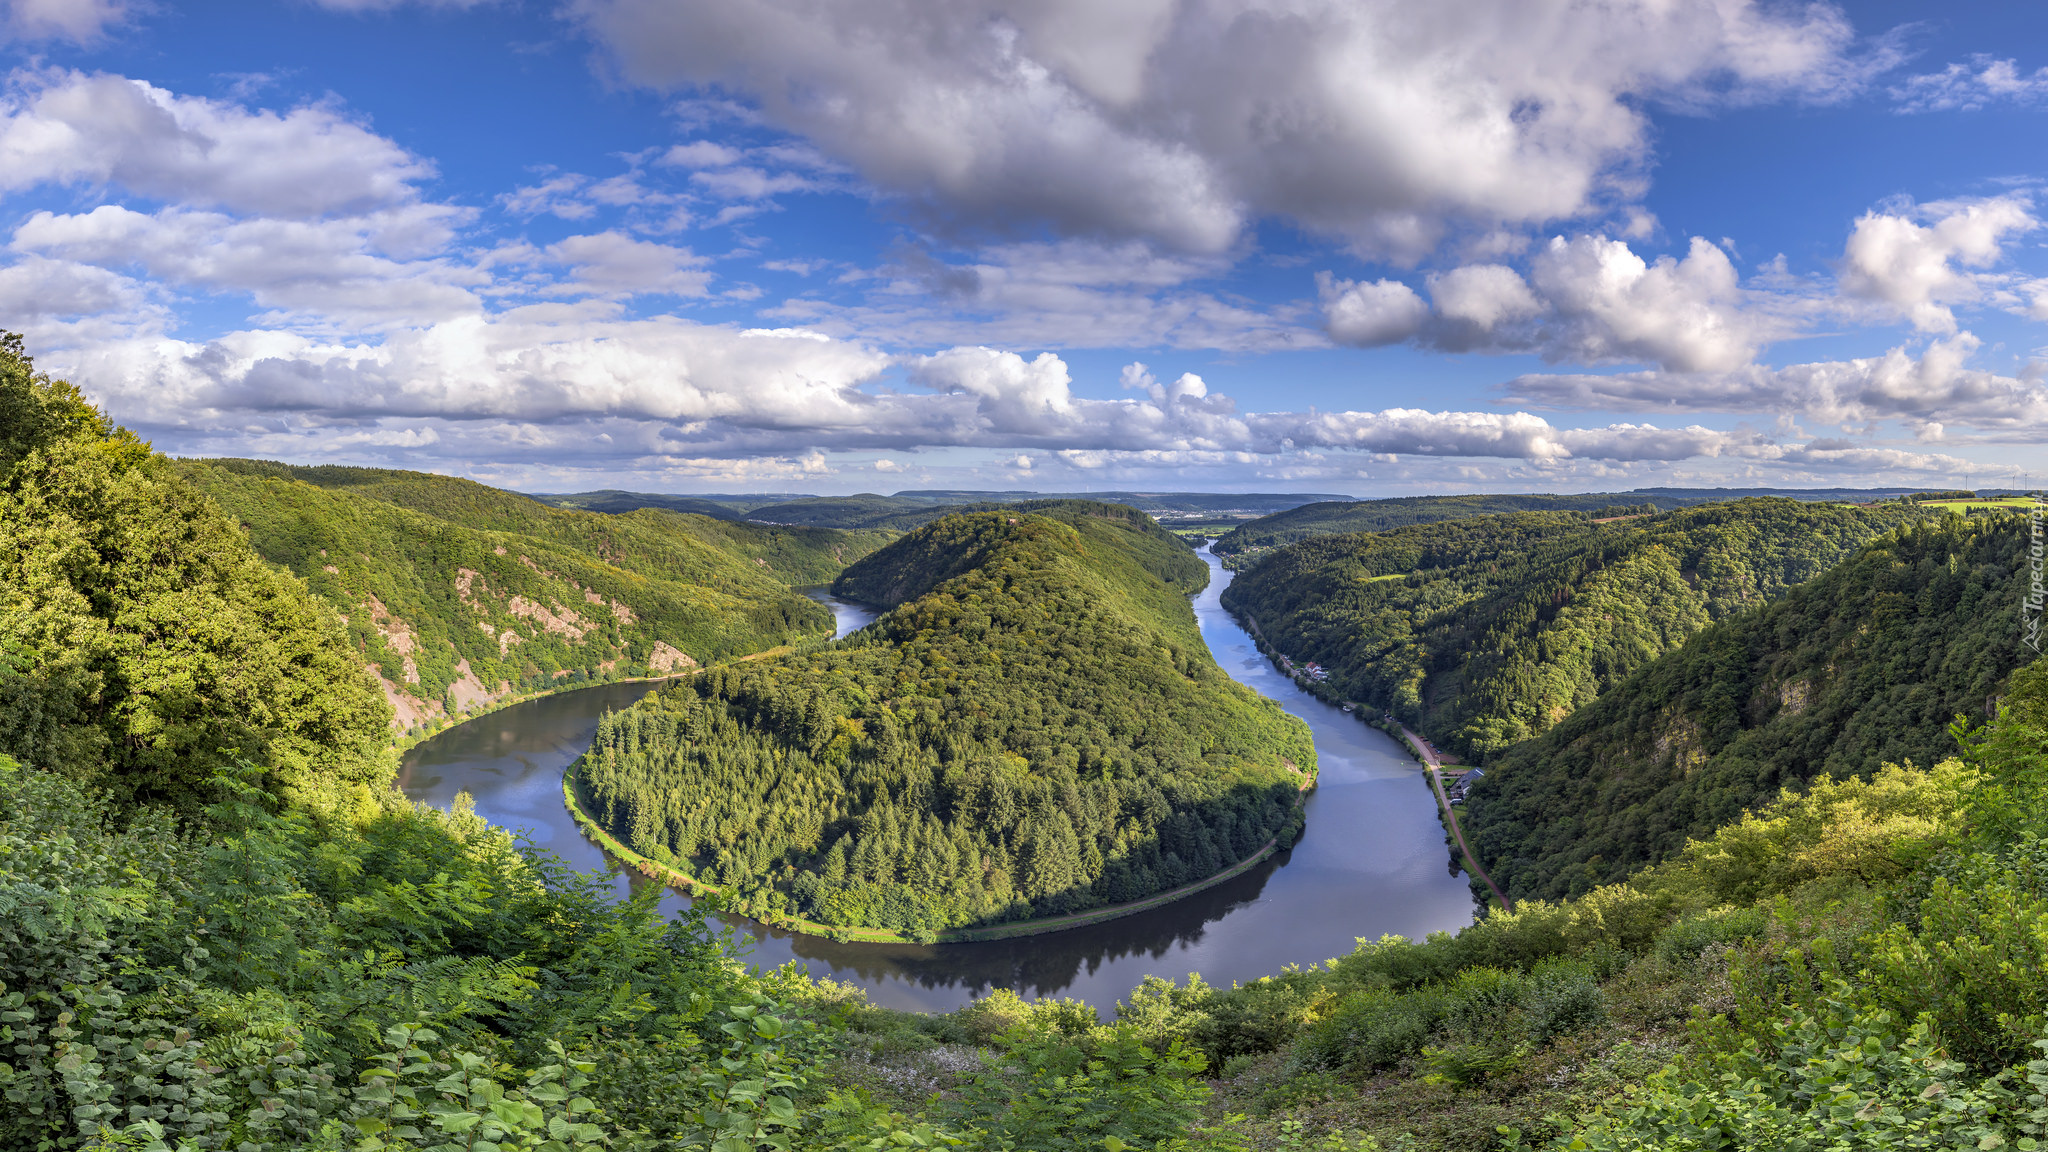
(1651, 905, 1768, 969)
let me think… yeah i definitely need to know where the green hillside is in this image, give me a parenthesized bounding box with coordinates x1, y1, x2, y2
(531, 488, 749, 518)
(180, 461, 895, 731)
(1223, 498, 1917, 762)
(194, 458, 894, 586)
(1462, 512, 2039, 902)
(575, 503, 1314, 938)
(1211, 492, 1677, 561)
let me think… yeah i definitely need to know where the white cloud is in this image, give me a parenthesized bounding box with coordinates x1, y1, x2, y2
(66, 319, 898, 428)
(1322, 234, 1776, 371)
(1317, 274, 1428, 347)
(1837, 196, 2036, 333)
(13, 204, 482, 328)
(689, 166, 818, 200)
(1501, 331, 2048, 433)
(1425, 263, 1543, 335)
(501, 173, 599, 220)
(771, 239, 1318, 352)
(1242, 407, 1752, 462)
(4, 0, 131, 43)
(573, 0, 1867, 257)
(1523, 234, 1759, 371)
(661, 140, 743, 168)
(543, 231, 711, 297)
(0, 70, 434, 218)
(0, 254, 148, 319)
(1894, 55, 2048, 113)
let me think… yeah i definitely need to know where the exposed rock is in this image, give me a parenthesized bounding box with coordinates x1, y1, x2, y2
(648, 641, 697, 673)
(506, 595, 588, 640)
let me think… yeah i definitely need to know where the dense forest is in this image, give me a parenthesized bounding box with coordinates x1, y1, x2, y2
(1461, 512, 2040, 901)
(1224, 499, 1920, 762)
(576, 504, 1314, 938)
(180, 460, 893, 730)
(0, 337, 391, 811)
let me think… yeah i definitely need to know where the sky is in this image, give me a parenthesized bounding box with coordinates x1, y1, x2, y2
(3, 0, 2048, 496)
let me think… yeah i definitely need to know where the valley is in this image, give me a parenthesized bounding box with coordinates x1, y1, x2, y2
(398, 549, 1474, 1011)
(10, 338, 2048, 1150)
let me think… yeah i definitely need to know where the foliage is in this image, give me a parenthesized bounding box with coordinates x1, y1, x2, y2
(191, 457, 895, 588)
(1211, 493, 1694, 560)
(1225, 499, 1917, 765)
(1463, 513, 2032, 901)
(578, 504, 1313, 935)
(0, 340, 390, 810)
(180, 460, 891, 725)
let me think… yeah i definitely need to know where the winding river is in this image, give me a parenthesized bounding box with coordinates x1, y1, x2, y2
(397, 548, 1474, 1012)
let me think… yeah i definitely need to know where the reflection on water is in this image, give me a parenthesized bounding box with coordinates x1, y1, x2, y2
(399, 558, 1474, 1012)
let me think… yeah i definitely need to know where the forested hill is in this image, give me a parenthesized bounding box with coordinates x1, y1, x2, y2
(832, 498, 1205, 609)
(577, 504, 1313, 939)
(1210, 492, 1679, 559)
(1222, 498, 1917, 763)
(180, 460, 894, 732)
(193, 458, 894, 585)
(1462, 512, 2039, 902)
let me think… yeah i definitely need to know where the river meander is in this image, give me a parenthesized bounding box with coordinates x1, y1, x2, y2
(397, 548, 1475, 1012)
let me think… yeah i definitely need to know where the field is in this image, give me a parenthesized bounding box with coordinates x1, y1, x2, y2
(1920, 497, 2038, 511)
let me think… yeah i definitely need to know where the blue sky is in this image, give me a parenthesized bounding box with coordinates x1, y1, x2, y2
(4, 0, 2048, 495)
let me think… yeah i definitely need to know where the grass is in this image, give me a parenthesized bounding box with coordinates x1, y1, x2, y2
(1921, 498, 2037, 511)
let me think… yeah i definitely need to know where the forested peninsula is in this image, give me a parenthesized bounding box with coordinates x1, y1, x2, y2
(575, 502, 1314, 939)
(179, 459, 893, 732)
(1222, 498, 1919, 762)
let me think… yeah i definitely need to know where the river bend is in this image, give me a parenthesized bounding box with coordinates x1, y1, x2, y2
(397, 550, 1474, 1012)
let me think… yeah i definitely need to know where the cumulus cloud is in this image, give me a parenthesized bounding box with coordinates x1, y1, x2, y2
(1894, 55, 2048, 112)
(0, 70, 435, 218)
(66, 320, 897, 429)
(573, 0, 1866, 256)
(1836, 196, 2036, 332)
(1323, 233, 1777, 371)
(53, 319, 1841, 477)
(1317, 274, 1428, 347)
(1501, 331, 2048, 433)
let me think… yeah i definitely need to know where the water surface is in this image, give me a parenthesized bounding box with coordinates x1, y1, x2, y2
(399, 559, 1474, 1012)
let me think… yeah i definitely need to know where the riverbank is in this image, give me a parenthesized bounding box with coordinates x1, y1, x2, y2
(1395, 725, 1513, 913)
(1228, 603, 1508, 910)
(561, 760, 1314, 945)
(389, 670, 693, 754)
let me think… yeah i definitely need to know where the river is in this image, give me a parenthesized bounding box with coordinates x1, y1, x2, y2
(397, 549, 1475, 1013)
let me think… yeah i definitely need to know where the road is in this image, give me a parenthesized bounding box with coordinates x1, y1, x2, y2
(1398, 724, 1515, 913)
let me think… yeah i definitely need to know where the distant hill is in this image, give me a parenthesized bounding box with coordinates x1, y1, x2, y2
(180, 460, 895, 731)
(1462, 512, 2038, 902)
(1212, 493, 1682, 558)
(532, 490, 749, 519)
(575, 501, 1314, 939)
(1221, 498, 1921, 762)
(527, 488, 1346, 530)
(1213, 486, 1979, 559)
